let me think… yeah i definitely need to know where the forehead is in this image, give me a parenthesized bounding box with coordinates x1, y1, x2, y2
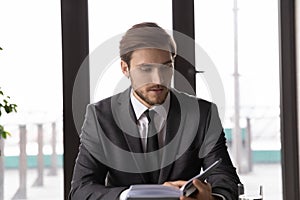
(130, 49, 172, 65)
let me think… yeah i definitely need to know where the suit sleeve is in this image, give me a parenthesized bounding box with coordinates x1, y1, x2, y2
(69, 104, 127, 200)
(200, 103, 241, 200)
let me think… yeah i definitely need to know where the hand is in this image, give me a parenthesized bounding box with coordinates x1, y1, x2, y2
(179, 179, 214, 200)
(163, 180, 187, 189)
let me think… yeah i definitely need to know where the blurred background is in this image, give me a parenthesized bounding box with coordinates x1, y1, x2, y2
(0, 0, 290, 199)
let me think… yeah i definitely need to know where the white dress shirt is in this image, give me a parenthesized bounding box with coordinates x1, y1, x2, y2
(130, 90, 170, 152)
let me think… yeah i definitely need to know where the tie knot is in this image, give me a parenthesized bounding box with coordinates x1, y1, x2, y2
(144, 109, 156, 124)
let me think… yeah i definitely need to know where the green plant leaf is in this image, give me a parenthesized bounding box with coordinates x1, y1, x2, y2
(4, 105, 11, 113)
(1, 132, 7, 139)
(0, 88, 17, 139)
(0, 125, 11, 139)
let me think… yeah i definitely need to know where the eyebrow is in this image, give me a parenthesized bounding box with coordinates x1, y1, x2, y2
(162, 60, 173, 65)
(137, 60, 173, 67)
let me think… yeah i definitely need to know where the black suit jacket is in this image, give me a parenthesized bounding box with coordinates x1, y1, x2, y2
(69, 88, 241, 200)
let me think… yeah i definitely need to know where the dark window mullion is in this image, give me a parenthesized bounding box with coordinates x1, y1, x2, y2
(172, 0, 196, 95)
(61, 0, 90, 199)
(279, 0, 300, 199)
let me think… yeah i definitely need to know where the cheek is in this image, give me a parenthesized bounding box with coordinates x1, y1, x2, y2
(162, 71, 173, 82)
(130, 72, 151, 89)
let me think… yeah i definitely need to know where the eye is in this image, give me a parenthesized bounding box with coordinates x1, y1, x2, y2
(139, 64, 153, 72)
(163, 65, 171, 70)
(161, 62, 173, 71)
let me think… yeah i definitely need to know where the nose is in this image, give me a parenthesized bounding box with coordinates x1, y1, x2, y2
(150, 68, 163, 84)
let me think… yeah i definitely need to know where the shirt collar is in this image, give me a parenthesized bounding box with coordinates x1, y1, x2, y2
(130, 90, 170, 121)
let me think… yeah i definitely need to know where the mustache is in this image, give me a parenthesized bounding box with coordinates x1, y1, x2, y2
(147, 85, 168, 90)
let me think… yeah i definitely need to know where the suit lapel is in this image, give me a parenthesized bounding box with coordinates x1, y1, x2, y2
(113, 88, 144, 153)
(159, 91, 182, 183)
(112, 88, 150, 182)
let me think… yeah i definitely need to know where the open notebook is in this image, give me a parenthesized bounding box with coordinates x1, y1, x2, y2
(125, 158, 222, 200)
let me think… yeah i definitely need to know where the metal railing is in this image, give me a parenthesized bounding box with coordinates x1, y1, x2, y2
(0, 121, 61, 200)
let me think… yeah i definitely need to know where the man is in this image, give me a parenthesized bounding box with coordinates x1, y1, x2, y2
(69, 22, 241, 200)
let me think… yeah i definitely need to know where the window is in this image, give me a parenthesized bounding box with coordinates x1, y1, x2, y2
(0, 0, 63, 199)
(195, 0, 281, 199)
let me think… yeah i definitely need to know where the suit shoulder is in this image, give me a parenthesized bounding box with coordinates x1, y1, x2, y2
(93, 96, 112, 109)
(171, 89, 213, 109)
(92, 90, 126, 110)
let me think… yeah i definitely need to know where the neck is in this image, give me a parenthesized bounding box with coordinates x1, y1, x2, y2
(133, 91, 152, 108)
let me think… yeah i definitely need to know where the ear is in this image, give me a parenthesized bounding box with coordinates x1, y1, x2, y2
(121, 60, 129, 77)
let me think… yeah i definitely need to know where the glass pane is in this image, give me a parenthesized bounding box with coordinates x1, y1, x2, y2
(195, 0, 281, 199)
(88, 0, 172, 102)
(0, 0, 63, 199)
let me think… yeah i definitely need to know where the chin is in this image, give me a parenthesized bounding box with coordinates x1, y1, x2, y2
(150, 97, 167, 105)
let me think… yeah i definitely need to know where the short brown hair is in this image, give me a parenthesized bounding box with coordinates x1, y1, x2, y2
(119, 22, 176, 67)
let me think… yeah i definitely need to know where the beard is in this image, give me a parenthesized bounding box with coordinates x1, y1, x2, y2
(134, 85, 169, 106)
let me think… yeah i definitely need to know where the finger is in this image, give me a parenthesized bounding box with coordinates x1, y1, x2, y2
(193, 179, 212, 194)
(163, 180, 187, 189)
(163, 182, 175, 187)
(170, 180, 187, 187)
(180, 196, 195, 200)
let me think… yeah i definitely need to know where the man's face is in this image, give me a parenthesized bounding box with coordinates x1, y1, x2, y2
(122, 48, 174, 107)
